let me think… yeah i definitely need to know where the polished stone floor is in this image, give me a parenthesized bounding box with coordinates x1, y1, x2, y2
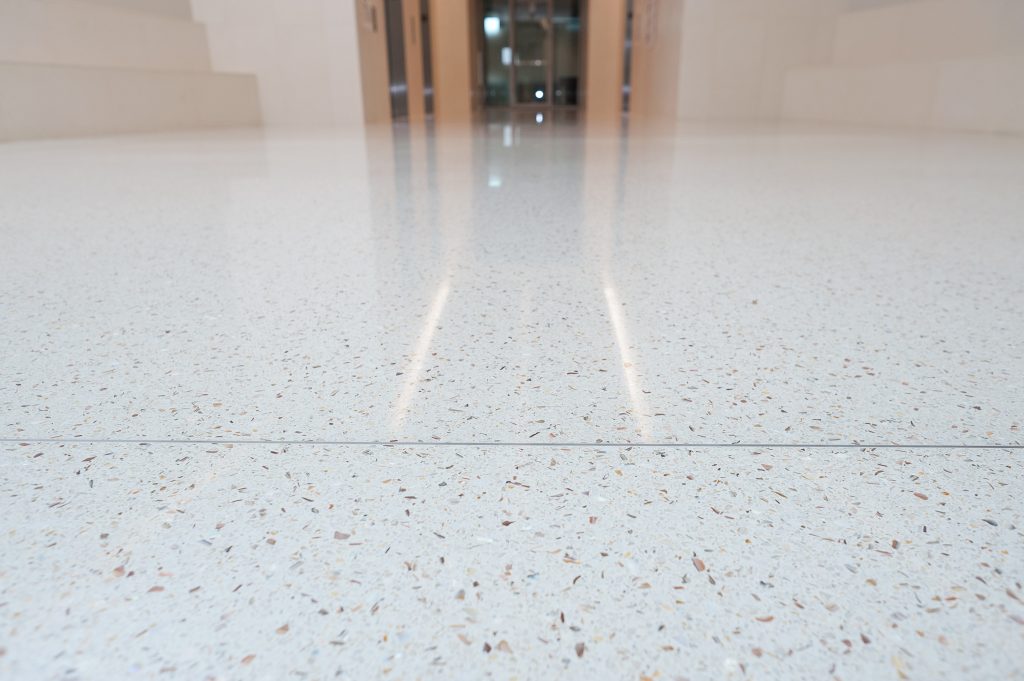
(1, 116, 1022, 679)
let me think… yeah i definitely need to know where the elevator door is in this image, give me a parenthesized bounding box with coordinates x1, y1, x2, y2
(482, 0, 581, 107)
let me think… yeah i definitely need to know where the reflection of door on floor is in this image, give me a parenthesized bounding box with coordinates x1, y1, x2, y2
(481, 0, 582, 107)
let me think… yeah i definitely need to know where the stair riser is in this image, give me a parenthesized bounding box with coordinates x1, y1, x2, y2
(0, 64, 262, 141)
(0, 0, 210, 71)
(782, 58, 1024, 134)
(88, 0, 192, 20)
(834, 0, 1024, 67)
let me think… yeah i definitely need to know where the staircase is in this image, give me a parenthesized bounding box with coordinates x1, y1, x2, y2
(0, 0, 261, 141)
(781, 0, 1024, 133)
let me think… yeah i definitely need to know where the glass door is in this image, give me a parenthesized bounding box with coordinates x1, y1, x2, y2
(481, 0, 512, 106)
(551, 0, 581, 106)
(481, 0, 580, 108)
(512, 1, 551, 105)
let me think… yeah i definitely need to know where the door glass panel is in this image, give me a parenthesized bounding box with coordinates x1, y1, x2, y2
(514, 1, 549, 104)
(481, 0, 511, 106)
(551, 0, 580, 106)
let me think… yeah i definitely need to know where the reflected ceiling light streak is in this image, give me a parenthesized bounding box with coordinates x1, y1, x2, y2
(603, 285, 650, 440)
(392, 281, 451, 432)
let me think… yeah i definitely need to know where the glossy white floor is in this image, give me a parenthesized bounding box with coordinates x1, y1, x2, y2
(1, 115, 1022, 679)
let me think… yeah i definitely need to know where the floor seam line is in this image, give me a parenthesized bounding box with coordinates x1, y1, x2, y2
(1, 437, 1021, 449)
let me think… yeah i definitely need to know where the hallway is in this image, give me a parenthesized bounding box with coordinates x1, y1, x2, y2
(2, 116, 1022, 678)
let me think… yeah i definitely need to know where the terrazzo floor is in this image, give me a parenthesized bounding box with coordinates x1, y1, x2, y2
(1, 116, 1022, 679)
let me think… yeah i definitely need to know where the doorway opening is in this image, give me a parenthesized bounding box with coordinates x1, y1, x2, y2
(480, 0, 583, 108)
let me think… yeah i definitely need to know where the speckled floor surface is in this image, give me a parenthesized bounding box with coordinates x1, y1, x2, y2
(1, 118, 1022, 679)
(2, 442, 1021, 680)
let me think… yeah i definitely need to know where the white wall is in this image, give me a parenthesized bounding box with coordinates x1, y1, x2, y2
(190, 0, 365, 127)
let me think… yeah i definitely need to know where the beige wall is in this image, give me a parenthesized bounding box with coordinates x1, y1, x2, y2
(629, 0, 684, 121)
(190, 0, 366, 127)
(583, 0, 627, 125)
(355, 0, 391, 123)
(428, 0, 475, 123)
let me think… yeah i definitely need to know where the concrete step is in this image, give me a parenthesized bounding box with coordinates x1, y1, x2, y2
(781, 56, 1024, 134)
(0, 63, 261, 141)
(84, 0, 192, 20)
(0, 0, 210, 72)
(833, 0, 1024, 67)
